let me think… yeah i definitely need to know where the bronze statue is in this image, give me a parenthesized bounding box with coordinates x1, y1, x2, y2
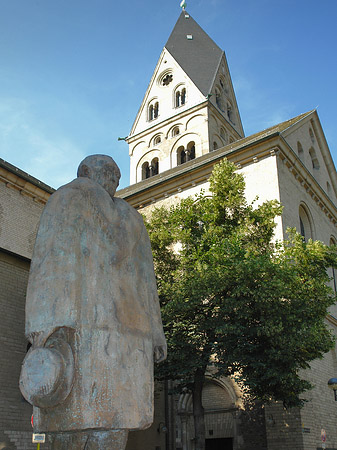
(20, 155, 167, 449)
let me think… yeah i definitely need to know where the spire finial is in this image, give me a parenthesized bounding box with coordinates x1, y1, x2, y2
(180, 0, 187, 11)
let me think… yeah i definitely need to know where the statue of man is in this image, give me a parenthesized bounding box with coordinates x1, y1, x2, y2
(20, 155, 167, 449)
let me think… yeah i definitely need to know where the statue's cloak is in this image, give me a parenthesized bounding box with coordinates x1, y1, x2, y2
(25, 177, 166, 432)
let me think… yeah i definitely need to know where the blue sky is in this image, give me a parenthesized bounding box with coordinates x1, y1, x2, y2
(0, 0, 336, 189)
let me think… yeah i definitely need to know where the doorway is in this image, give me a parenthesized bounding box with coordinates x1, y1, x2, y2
(205, 437, 233, 450)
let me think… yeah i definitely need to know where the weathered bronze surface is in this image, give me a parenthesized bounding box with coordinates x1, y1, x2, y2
(20, 155, 166, 449)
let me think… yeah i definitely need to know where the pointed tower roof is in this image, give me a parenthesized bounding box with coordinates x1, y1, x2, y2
(165, 11, 224, 97)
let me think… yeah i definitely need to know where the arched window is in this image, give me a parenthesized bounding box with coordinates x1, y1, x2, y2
(175, 88, 187, 107)
(330, 238, 337, 292)
(150, 158, 159, 177)
(177, 146, 186, 165)
(212, 141, 218, 151)
(176, 91, 181, 108)
(142, 162, 150, 180)
(297, 142, 304, 161)
(309, 148, 320, 170)
(154, 135, 161, 145)
(227, 103, 233, 122)
(220, 127, 227, 142)
(177, 142, 195, 165)
(309, 128, 315, 143)
(187, 141, 195, 161)
(299, 205, 313, 242)
(148, 101, 159, 121)
(154, 102, 159, 119)
(181, 88, 186, 105)
(172, 126, 180, 137)
(215, 88, 222, 109)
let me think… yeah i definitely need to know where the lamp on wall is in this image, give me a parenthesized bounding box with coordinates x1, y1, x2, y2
(157, 422, 168, 433)
(328, 378, 337, 400)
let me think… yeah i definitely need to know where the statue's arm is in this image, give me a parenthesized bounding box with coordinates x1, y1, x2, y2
(138, 224, 167, 363)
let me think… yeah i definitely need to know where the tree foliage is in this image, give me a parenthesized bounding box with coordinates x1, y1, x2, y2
(146, 159, 337, 447)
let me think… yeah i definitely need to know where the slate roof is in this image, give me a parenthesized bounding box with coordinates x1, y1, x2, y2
(165, 11, 224, 97)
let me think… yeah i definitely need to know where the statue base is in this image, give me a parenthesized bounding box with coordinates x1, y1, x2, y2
(48, 429, 128, 450)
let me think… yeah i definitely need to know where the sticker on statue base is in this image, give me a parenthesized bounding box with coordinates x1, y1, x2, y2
(32, 434, 45, 443)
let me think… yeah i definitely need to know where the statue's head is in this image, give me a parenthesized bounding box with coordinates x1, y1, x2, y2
(77, 155, 121, 197)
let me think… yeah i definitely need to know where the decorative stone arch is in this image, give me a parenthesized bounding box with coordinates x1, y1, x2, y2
(150, 133, 163, 147)
(215, 85, 224, 111)
(220, 126, 228, 143)
(185, 114, 204, 131)
(297, 141, 304, 162)
(212, 134, 222, 152)
(136, 149, 160, 182)
(147, 97, 159, 121)
(167, 123, 184, 140)
(174, 83, 187, 108)
(157, 68, 174, 87)
(176, 376, 241, 450)
(130, 140, 146, 157)
(309, 147, 320, 170)
(309, 127, 315, 144)
(219, 75, 228, 94)
(227, 101, 234, 123)
(299, 202, 315, 241)
(170, 133, 202, 168)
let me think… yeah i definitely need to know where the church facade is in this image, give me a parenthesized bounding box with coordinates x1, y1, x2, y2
(118, 10, 337, 450)
(0, 9, 336, 450)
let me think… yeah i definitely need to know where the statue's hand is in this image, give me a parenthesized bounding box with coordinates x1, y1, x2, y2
(154, 344, 167, 363)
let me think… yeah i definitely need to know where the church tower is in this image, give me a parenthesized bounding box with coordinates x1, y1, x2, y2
(127, 11, 244, 184)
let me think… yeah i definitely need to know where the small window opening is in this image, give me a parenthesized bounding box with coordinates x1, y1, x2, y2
(227, 104, 234, 122)
(330, 238, 337, 292)
(175, 88, 186, 107)
(309, 128, 315, 144)
(177, 142, 195, 165)
(220, 127, 227, 141)
(327, 182, 332, 196)
(297, 142, 304, 161)
(309, 148, 319, 170)
(142, 162, 150, 180)
(148, 102, 159, 121)
(162, 74, 173, 86)
(150, 158, 159, 177)
(172, 126, 180, 137)
(212, 141, 218, 151)
(154, 135, 161, 145)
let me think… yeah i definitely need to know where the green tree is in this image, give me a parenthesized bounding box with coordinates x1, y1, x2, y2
(146, 159, 337, 450)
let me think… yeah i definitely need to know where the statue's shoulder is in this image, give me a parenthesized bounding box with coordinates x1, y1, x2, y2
(48, 178, 103, 204)
(113, 197, 144, 226)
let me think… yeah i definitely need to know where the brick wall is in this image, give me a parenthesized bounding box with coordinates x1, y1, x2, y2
(0, 250, 41, 449)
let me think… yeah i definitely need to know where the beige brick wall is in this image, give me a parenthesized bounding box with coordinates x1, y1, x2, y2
(0, 181, 45, 259)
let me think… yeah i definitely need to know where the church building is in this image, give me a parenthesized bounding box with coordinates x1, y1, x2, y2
(118, 10, 337, 450)
(0, 9, 336, 450)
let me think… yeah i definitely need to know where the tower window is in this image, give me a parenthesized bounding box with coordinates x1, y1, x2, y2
(172, 126, 180, 137)
(309, 128, 315, 143)
(148, 101, 159, 121)
(162, 74, 173, 86)
(142, 158, 159, 180)
(220, 127, 227, 142)
(227, 103, 234, 123)
(297, 142, 304, 161)
(154, 135, 162, 145)
(177, 142, 195, 165)
(142, 162, 150, 180)
(309, 148, 319, 170)
(175, 88, 186, 107)
(299, 204, 313, 242)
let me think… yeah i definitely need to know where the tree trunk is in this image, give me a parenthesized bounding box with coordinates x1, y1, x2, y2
(193, 368, 206, 450)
